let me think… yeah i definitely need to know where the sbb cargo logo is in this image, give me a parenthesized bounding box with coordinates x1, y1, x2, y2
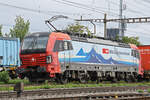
(102, 48, 109, 54)
(102, 48, 130, 55)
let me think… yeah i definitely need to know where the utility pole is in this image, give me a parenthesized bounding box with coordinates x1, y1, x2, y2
(76, 17, 150, 38)
(119, 0, 124, 39)
(104, 14, 107, 38)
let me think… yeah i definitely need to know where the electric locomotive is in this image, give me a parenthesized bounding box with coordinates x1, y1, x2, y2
(19, 31, 142, 83)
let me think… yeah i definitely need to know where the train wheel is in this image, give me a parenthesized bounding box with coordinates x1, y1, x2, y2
(125, 75, 130, 83)
(19, 74, 25, 79)
(130, 76, 137, 82)
(56, 72, 68, 84)
(8, 70, 18, 79)
(111, 78, 117, 83)
(79, 76, 87, 83)
(38, 80, 45, 83)
(78, 73, 87, 84)
(59, 74, 68, 84)
(125, 75, 135, 83)
(97, 77, 102, 84)
(29, 78, 35, 83)
(28, 75, 36, 83)
(136, 75, 143, 82)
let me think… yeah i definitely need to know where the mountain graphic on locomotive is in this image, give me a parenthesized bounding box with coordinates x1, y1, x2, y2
(18, 31, 142, 83)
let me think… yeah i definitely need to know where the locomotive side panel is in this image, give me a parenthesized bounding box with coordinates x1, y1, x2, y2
(58, 40, 139, 72)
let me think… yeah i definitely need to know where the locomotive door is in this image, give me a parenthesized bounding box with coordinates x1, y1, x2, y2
(63, 40, 72, 69)
(60, 40, 72, 72)
(132, 49, 138, 66)
(55, 40, 72, 72)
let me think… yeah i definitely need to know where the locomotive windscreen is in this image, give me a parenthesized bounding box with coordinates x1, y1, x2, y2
(21, 36, 49, 54)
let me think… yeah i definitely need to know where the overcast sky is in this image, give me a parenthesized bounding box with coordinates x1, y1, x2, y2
(0, 0, 150, 44)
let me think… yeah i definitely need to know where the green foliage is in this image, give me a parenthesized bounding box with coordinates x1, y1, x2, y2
(0, 71, 9, 83)
(115, 35, 119, 41)
(43, 80, 49, 89)
(2, 81, 150, 91)
(147, 89, 150, 93)
(0, 25, 3, 37)
(0, 87, 13, 91)
(8, 79, 29, 84)
(137, 89, 144, 93)
(66, 22, 91, 35)
(122, 36, 141, 46)
(9, 16, 30, 42)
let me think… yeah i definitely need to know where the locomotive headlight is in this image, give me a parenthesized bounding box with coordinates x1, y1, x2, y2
(46, 55, 52, 63)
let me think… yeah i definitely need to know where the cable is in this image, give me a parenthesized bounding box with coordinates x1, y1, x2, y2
(51, 0, 119, 17)
(127, 0, 150, 16)
(61, 0, 120, 16)
(0, 2, 52, 15)
(0, 2, 86, 16)
(109, 0, 120, 6)
(51, 0, 104, 14)
(1, 23, 43, 32)
(61, 0, 110, 13)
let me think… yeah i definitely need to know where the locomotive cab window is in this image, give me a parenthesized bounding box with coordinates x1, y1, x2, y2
(64, 41, 68, 50)
(131, 50, 140, 59)
(53, 40, 73, 52)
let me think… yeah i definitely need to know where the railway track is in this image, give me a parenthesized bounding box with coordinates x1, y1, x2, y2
(1, 86, 150, 100)
(37, 93, 150, 100)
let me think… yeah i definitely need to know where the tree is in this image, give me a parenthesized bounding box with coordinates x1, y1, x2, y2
(9, 16, 30, 41)
(0, 25, 2, 37)
(66, 22, 91, 36)
(122, 36, 141, 46)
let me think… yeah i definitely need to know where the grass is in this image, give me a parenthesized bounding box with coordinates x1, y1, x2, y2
(1, 80, 150, 91)
(0, 87, 13, 91)
(8, 79, 30, 84)
(147, 89, 150, 93)
(0, 79, 30, 85)
(137, 89, 144, 93)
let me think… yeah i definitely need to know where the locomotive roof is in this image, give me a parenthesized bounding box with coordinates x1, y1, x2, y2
(25, 32, 50, 38)
(25, 31, 130, 48)
(62, 31, 130, 48)
(71, 35, 130, 48)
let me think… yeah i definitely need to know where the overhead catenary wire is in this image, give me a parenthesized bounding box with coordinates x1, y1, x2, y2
(51, 0, 119, 17)
(61, 0, 119, 15)
(51, 0, 105, 14)
(0, 2, 86, 17)
(1, 0, 150, 40)
(124, 0, 150, 26)
(1, 23, 43, 32)
(125, 0, 150, 16)
(107, 0, 120, 6)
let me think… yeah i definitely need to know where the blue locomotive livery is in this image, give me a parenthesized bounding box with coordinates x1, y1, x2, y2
(59, 41, 139, 66)
(58, 35, 140, 83)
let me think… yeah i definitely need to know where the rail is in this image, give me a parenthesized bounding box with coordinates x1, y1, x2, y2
(1, 86, 150, 99)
